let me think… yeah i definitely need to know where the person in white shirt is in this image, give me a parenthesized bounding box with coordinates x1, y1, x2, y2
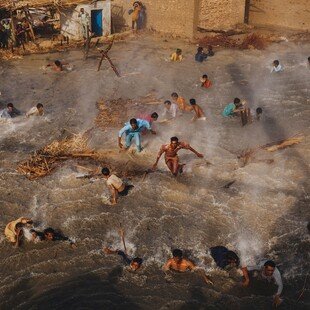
(78, 8, 90, 39)
(243, 260, 283, 307)
(162, 100, 178, 121)
(101, 167, 134, 205)
(271, 60, 283, 73)
(26, 103, 44, 117)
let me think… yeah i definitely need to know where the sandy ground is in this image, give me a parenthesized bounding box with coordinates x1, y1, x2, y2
(0, 34, 309, 309)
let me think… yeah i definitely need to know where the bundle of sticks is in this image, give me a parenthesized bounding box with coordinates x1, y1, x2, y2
(17, 134, 97, 180)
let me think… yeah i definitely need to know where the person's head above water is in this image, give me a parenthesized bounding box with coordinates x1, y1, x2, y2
(263, 260, 276, 276)
(233, 98, 242, 108)
(256, 107, 263, 115)
(170, 136, 179, 149)
(101, 167, 110, 177)
(7, 103, 14, 112)
(171, 93, 178, 100)
(36, 103, 44, 113)
(54, 60, 62, 67)
(151, 112, 159, 120)
(225, 251, 240, 267)
(208, 45, 213, 51)
(130, 257, 143, 270)
(129, 118, 138, 130)
(164, 100, 171, 106)
(273, 60, 280, 67)
(176, 48, 182, 55)
(189, 99, 196, 106)
(197, 46, 203, 53)
(44, 227, 55, 240)
(202, 74, 208, 79)
(172, 249, 183, 262)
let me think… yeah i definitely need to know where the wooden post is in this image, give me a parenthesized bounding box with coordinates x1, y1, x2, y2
(84, 25, 90, 60)
(23, 8, 36, 42)
(10, 10, 16, 46)
(244, 0, 251, 24)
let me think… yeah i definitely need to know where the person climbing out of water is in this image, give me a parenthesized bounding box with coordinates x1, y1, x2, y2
(163, 249, 213, 285)
(189, 98, 206, 121)
(171, 93, 192, 113)
(170, 48, 183, 62)
(26, 103, 44, 117)
(118, 118, 153, 152)
(0, 103, 21, 118)
(195, 46, 208, 63)
(271, 60, 283, 73)
(242, 260, 283, 308)
(137, 112, 158, 135)
(222, 98, 243, 118)
(43, 227, 76, 247)
(162, 100, 178, 121)
(152, 136, 203, 176)
(210, 246, 249, 283)
(101, 167, 134, 205)
(4, 217, 33, 247)
(200, 74, 212, 89)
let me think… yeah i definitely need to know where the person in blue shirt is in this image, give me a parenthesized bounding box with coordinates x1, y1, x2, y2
(118, 118, 155, 152)
(222, 98, 243, 117)
(195, 46, 208, 63)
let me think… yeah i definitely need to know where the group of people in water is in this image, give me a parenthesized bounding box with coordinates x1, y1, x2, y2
(3, 28, 310, 308)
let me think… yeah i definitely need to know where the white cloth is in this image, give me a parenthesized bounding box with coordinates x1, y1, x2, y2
(79, 12, 89, 26)
(271, 64, 283, 73)
(26, 106, 43, 117)
(162, 103, 178, 119)
(247, 260, 283, 295)
(106, 174, 123, 190)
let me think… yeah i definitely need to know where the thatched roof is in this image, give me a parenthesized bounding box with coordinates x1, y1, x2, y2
(1, 0, 95, 10)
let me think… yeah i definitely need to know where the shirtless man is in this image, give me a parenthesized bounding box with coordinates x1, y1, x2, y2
(152, 136, 203, 176)
(163, 249, 213, 285)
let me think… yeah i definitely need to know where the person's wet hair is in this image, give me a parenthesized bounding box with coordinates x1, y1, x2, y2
(171, 136, 179, 143)
(256, 107, 263, 114)
(44, 227, 55, 235)
(164, 100, 171, 105)
(225, 251, 240, 266)
(234, 98, 241, 104)
(30, 229, 36, 233)
(264, 260, 276, 268)
(37, 103, 43, 109)
(273, 60, 279, 66)
(130, 118, 138, 125)
(208, 45, 213, 50)
(197, 46, 203, 53)
(7, 103, 14, 108)
(132, 257, 143, 265)
(172, 249, 183, 258)
(101, 167, 110, 176)
(202, 74, 208, 79)
(189, 99, 196, 105)
(54, 60, 61, 67)
(151, 112, 158, 119)
(15, 222, 24, 229)
(171, 92, 178, 98)
(176, 48, 182, 54)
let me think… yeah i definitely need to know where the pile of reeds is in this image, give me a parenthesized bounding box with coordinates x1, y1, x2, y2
(240, 33, 266, 50)
(17, 134, 97, 180)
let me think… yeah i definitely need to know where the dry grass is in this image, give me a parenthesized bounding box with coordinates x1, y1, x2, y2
(17, 134, 97, 180)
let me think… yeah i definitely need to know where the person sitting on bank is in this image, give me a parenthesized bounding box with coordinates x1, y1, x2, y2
(26, 103, 44, 117)
(170, 48, 183, 62)
(4, 217, 33, 247)
(242, 260, 283, 308)
(195, 46, 208, 63)
(271, 60, 283, 73)
(118, 118, 154, 152)
(222, 98, 243, 117)
(163, 249, 213, 285)
(200, 74, 212, 89)
(101, 167, 134, 205)
(189, 98, 206, 121)
(0, 103, 21, 119)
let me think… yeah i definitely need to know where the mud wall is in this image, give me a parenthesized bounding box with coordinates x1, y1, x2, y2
(249, 0, 310, 30)
(198, 0, 245, 30)
(112, 0, 199, 38)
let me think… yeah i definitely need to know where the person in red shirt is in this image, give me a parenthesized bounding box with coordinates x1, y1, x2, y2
(137, 112, 158, 135)
(200, 74, 212, 89)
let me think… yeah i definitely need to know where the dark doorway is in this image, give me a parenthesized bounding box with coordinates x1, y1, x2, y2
(91, 9, 103, 36)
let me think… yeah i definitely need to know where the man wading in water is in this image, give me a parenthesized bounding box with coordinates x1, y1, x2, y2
(152, 136, 203, 176)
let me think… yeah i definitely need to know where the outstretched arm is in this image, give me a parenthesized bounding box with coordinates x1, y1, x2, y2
(152, 147, 165, 170)
(241, 267, 250, 286)
(109, 185, 118, 204)
(187, 145, 203, 158)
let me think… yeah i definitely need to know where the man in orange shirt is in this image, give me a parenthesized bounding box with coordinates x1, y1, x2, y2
(171, 93, 192, 113)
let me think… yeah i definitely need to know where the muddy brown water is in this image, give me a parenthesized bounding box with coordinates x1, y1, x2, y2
(0, 36, 309, 309)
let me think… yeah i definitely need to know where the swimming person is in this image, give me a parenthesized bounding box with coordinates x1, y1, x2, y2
(162, 100, 178, 121)
(170, 49, 183, 62)
(26, 103, 44, 117)
(222, 98, 243, 117)
(152, 136, 203, 176)
(189, 98, 206, 121)
(101, 167, 134, 205)
(271, 60, 283, 73)
(163, 249, 213, 285)
(0, 103, 21, 118)
(4, 217, 33, 247)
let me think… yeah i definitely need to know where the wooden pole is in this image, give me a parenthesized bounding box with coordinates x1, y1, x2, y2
(24, 7, 36, 42)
